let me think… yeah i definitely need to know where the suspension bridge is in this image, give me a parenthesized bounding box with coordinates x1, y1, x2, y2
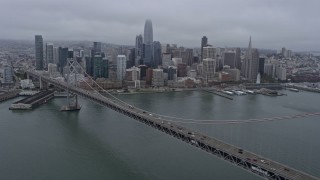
(25, 60, 319, 180)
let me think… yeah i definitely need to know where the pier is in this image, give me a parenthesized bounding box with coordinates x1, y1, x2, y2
(9, 90, 54, 110)
(203, 89, 234, 100)
(286, 84, 320, 93)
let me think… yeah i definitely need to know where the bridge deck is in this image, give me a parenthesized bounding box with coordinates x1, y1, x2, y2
(28, 71, 319, 180)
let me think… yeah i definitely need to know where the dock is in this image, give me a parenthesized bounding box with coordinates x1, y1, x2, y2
(0, 90, 20, 102)
(9, 90, 54, 110)
(203, 89, 233, 100)
(286, 84, 320, 93)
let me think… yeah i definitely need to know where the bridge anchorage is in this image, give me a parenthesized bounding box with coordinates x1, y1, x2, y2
(60, 58, 81, 111)
(26, 63, 319, 180)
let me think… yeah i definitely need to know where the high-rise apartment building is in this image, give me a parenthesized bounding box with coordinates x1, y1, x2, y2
(202, 58, 216, 82)
(152, 69, 164, 87)
(3, 65, 13, 83)
(276, 66, 286, 80)
(35, 35, 44, 70)
(117, 55, 126, 81)
(202, 46, 215, 60)
(162, 53, 172, 68)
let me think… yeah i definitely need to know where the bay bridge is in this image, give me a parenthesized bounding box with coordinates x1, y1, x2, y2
(26, 67, 319, 180)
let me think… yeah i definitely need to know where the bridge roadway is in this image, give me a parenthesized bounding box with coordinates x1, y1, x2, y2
(28, 71, 318, 180)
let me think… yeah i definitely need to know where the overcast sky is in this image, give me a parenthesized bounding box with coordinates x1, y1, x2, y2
(1, 0, 320, 51)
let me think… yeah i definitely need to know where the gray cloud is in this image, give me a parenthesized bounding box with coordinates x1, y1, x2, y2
(1, 0, 320, 51)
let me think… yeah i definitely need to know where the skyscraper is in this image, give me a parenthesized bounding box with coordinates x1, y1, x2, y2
(35, 35, 44, 70)
(235, 48, 241, 70)
(135, 34, 143, 66)
(85, 56, 93, 76)
(203, 58, 216, 82)
(93, 42, 102, 53)
(126, 48, 135, 68)
(93, 55, 108, 79)
(202, 46, 215, 60)
(162, 53, 172, 68)
(223, 51, 236, 68)
(53, 47, 59, 65)
(143, 19, 153, 67)
(58, 47, 68, 74)
(153, 41, 162, 67)
(184, 49, 194, 66)
(243, 37, 259, 81)
(201, 36, 208, 62)
(144, 19, 153, 44)
(259, 57, 265, 75)
(117, 55, 126, 81)
(68, 49, 74, 59)
(46, 43, 54, 66)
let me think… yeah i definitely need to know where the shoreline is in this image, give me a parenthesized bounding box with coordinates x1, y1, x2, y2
(111, 88, 199, 95)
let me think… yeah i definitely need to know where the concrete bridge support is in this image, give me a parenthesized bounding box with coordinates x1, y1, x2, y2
(39, 76, 48, 90)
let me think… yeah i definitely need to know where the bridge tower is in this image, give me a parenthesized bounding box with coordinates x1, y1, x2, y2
(39, 76, 48, 90)
(60, 58, 81, 111)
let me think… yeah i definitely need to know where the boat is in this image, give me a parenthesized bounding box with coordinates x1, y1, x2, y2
(243, 90, 255, 94)
(60, 104, 81, 111)
(234, 90, 246, 95)
(223, 91, 234, 96)
(287, 88, 299, 92)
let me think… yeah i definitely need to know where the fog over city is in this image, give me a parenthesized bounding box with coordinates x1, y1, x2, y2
(1, 0, 320, 51)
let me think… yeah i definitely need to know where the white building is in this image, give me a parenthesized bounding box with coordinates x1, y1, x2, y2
(202, 58, 216, 82)
(276, 66, 286, 81)
(202, 46, 216, 59)
(117, 55, 126, 81)
(126, 66, 140, 81)
(172, 58, 182, 67)
(162, 53, 173, 68)
(264, 64, 275, 77)
(188, 70, 197, 78)
(48, 63, 59, 77)
(196, 64, 203, 77)
(152, 69, 164, 87)
(4, 65, 13, 83)
(20, 79, 35, 89)
(161, 45, 167, 54)
(224, 68, 240, 81)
